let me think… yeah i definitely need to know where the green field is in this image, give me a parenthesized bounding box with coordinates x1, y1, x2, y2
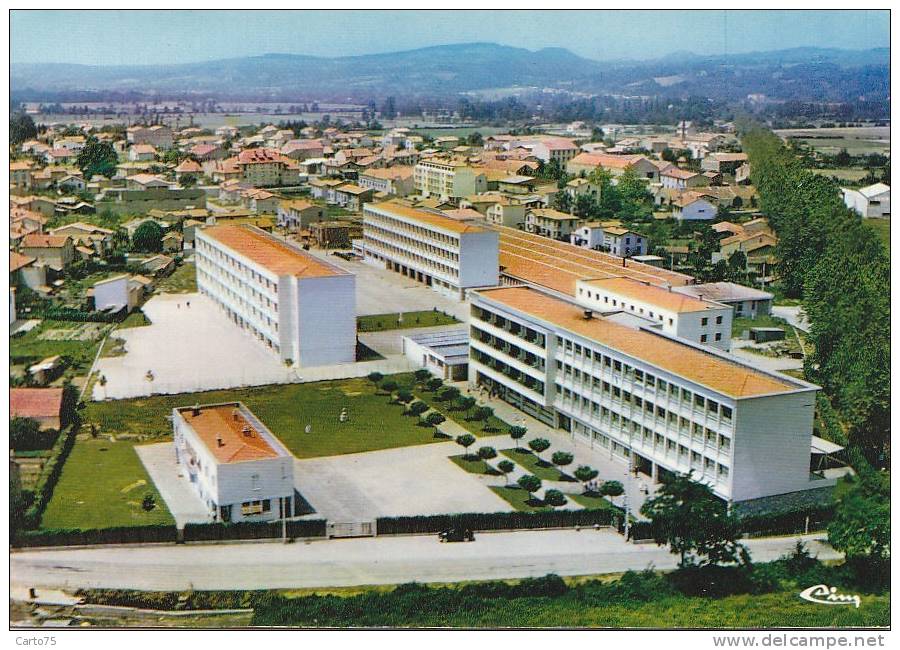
(866, 218, 890, 251)
(119, 310, 151, 329)
(156, 263, 197, 294)
(500, 448, 575, 482)
(41, 437, 174, 529)
(83, 376, 444, 459)
(569, 492, 617, 510)
(489, 485, 552, 512)
(731, 313, 793, 338)
(809, 167, 870, 183)
(357, 310, 459, 332)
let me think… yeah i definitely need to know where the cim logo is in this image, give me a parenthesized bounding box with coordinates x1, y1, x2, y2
(799, 584, 861, 608)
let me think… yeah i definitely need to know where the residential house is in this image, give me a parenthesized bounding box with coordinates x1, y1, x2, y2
(525, 208, 581, 240)
(232, 148, 302, 187)
(19, 234, 75, 271)
(357, 166, 415, 197)
(128, 143, 158, 162)
(241, 188, 280, 214)
(276, 199, 326, 231)
(701, 152, 749, 175)
(332, 184, 375, 212)
(93, 274, 142, 314)
(48, 222, 114, 257)
(10, 251, 47, 291)
(127, 125, 174, 149)
(565, 177, 601, 202)
(599, 227, 648, 257)
(673, 282, 774, 320)
(661, 167, 710, 191)
(10, 160, 34, 191)
(842, 183, 890, 218)
(672, 193, 719, 221)
(162, 232, 184, 253)
(413, 159, 487, 201)
(174, 158, 203, 180)
(10, 388, 64, 431)
(566, 152, 659, 181)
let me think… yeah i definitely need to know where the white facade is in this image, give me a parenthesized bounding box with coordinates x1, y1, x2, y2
(674, 198, 718, 221)
(362, 201, 499, 299)
(574, 278, 733, 350)
(413, 160, 486, 200)
(172, 402, 294, 523)
(93, 275, 140, 314)
(570, 224, 605, 249)
(196, 225, 356, 366)
(468, 286, 820, 503)
(842, 184, 890, 219)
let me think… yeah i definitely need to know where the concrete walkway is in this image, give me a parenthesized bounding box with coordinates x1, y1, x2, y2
(135, 443, 210, 528)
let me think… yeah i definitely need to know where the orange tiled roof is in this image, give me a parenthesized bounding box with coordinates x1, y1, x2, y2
(21, 234, 70, 248)
(367, 200, 487, 235)
(477, 287, 799, 399)
(201, 225, 347, 278)
(177, 403, 279, 463)
(10, 388, 64, 419)
(582, 277, 720, 313)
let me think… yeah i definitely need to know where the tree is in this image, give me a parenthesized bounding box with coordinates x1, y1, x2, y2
(132, 221, 164, 253)
(472, 406, 494, 430)
(574, 465, 599, 493)
(497, 460, 516, 485)
(827, 472, 890, 572)
(10, 112, 37, 146)
(9, 417, 42, 451)
(517, 474, 543, 503)
(528, 438, 551, 455)
(477, 446, 497, 461)
(76, 136, 118, 179)
(509, 425, 527, 450)
(543, 489, 567, 507)
(552, 190, 573, 214)
(179, 173, 198, 188)
(640, 472, 748, 568)
(466, 132, 484, 147)
(367, 372, 384, 387)
(395, 390, 414, 405)
(600, 480, 624, 497)
(456, 433, 476, 459)
(424, 412, 445, 429)
(438, 387, 460, 402)
(413, 369, 431, 384)
(408, 401, 429, 418)
(551, 451, 574, 470)
(380, 380, 398, 396)
(457, 396, 476, 417)
(425, 377, 443, 392)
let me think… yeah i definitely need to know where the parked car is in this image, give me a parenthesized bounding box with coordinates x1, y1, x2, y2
(438, 528, 474, 543)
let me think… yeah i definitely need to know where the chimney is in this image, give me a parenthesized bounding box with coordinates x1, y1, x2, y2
(622, 256, 626, 267)
(242, 425, 252, 437)
(216, 436, 224, 448)
(583, 310, 593, 320)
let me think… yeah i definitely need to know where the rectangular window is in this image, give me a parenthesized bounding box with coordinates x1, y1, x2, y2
(694, 394, 705, 409)
(716, 315, 723, 325)
(701, 317, 708, 326)
(700, 334, 708, 343)
(721, 405, 733, 421)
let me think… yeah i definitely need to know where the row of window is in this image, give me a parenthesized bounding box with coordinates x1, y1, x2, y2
(197, 267, 279, 333)
(365, 234, 460, 281)
(471, 326, 546, 372)
(196, 238, 279, 294)
(365, 223, 460, 262)
(472, 348, 545, 395)
(364, 211, 461, 248)
(472, 305, 547, 348)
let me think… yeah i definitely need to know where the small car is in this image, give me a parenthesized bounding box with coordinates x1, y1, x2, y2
(438, 528, 475, 543)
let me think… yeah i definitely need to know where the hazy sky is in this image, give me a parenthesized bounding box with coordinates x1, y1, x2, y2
(11, 9, 890, 66)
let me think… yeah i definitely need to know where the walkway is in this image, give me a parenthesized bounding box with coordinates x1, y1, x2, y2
(135, 443, 211, 529)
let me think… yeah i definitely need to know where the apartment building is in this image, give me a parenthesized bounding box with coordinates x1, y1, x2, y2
(362, 201, 499, 300)
(195, 224, 356, 366)
(574, 277, 733, 349)
(413, 159, 487, 200)
(357, 166, 415, 196)
(525, 208, 581, 240)
(234, 148, 302, 187)
(468, 286, 821, 504)
(172, 402, 294, 523)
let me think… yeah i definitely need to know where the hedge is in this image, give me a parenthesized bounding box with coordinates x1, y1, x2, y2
(739, 505, 834, 538)
(30, 307, 125, 323)
(376, 508, 617, 535)
(182, 519, 327, 542)
(14, 524, 177, 548)
(22, 424, 79, 529)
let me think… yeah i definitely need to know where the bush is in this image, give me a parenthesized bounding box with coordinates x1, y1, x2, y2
(738, 505, 834, 537)
(600, 480, 624, 497)
(15, 524, 177, 547)
(182, 519, 326, 542)
(477, 446, 497, 460)
(21, 424, 79, 530)
(543, 489, 567, 507)
(528, 438, 551, 454)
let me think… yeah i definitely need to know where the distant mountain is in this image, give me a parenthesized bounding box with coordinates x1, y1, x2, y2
(10, 43, 889, 103)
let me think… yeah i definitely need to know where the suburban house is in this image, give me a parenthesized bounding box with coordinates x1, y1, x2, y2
(93, 274, 143, 314)
(241, 188, 280, 214)
(701, 152, 749, 175)
(48, 222, 114, 256)
(842, 183, 890, 218)
(276, 199, 326, 231)
(174, 159, 203, 180)
(525, 208, 581, 240)
(190, 143, 226, 162)
(673, 282, 774, 320)
(661, 167, 710, 190)
(128, 143, 158, 162)
(19, 234, 75, 271)
(564, 177, 601, 202)
(172, 402, 295, 523)
(566, 153, 659, 180)
(599, 227, 648, 257)
(672, 193, 719, 221)
(10, 251, 47, 291)
(357, 166, 415, 196)
(331, 183, 376, 211)
(10, 387, 64, 431)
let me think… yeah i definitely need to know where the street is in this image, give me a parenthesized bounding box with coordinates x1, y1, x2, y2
(10, 530, 840, 592)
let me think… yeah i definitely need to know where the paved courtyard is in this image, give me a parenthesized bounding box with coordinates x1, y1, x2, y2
(92, 293, 411, 400)
(135, 442, 210, 528)
(293, 439, 514, 521)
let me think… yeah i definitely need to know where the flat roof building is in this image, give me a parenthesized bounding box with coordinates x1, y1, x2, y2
(362, 201, 499, 300)
(196, 224, 356, 366)
(469, 285, 822, 504)
(172, 402, 294, 523)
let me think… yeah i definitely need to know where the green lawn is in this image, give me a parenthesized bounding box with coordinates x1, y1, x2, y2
(357, 310, 459, 332)
(156, 263, 197, 294)
(119, 310, 151, 328)
(489, 485, 553, 512)
(866, 218, 889, 252)
(449, 454, 500, 476)
(569, 492, 617, 511)
(731, 313, 792, 338)
(41, 437, 174, 529)
(84, 376, 445, 459)
(808, 167, 870, 183)
(500, 448, 575, 482)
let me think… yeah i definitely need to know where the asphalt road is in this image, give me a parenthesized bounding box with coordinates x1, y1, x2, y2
(10, 530, 840, 592)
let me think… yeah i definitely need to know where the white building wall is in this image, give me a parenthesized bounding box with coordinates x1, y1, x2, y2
(676, 199, 718, 221)
(93, 276, 130, 312)
(729, 390, 818, 502)
(458, 231, 500, 289)
(295, 275, 357, 366)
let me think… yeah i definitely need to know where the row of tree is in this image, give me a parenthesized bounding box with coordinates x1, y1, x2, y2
(740, 125, 889, 468)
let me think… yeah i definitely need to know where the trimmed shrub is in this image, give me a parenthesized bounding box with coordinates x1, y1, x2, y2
(15, 524, 177, 547)
(376, 509, 616, 535)
(182, 519, 327, 542)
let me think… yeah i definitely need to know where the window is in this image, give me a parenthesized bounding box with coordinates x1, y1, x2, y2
(251, 474, 260, 491)
(694, 394, 705, 409)
(716, 315, 723, 325)
(721, 405, 733, 422)
(715, 333, 722, 342)
(700, 334, 708, 343)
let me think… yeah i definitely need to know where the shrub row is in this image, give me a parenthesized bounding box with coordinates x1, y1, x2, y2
(21, 424, 79, 530)
(376, 508, 617, 535)
(738, 505, 834, 538)
(31, 307, 125, 323)
(77, 588, 257, 612)
(15, 524, 177, 548)
(182, 519, 327, 542)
